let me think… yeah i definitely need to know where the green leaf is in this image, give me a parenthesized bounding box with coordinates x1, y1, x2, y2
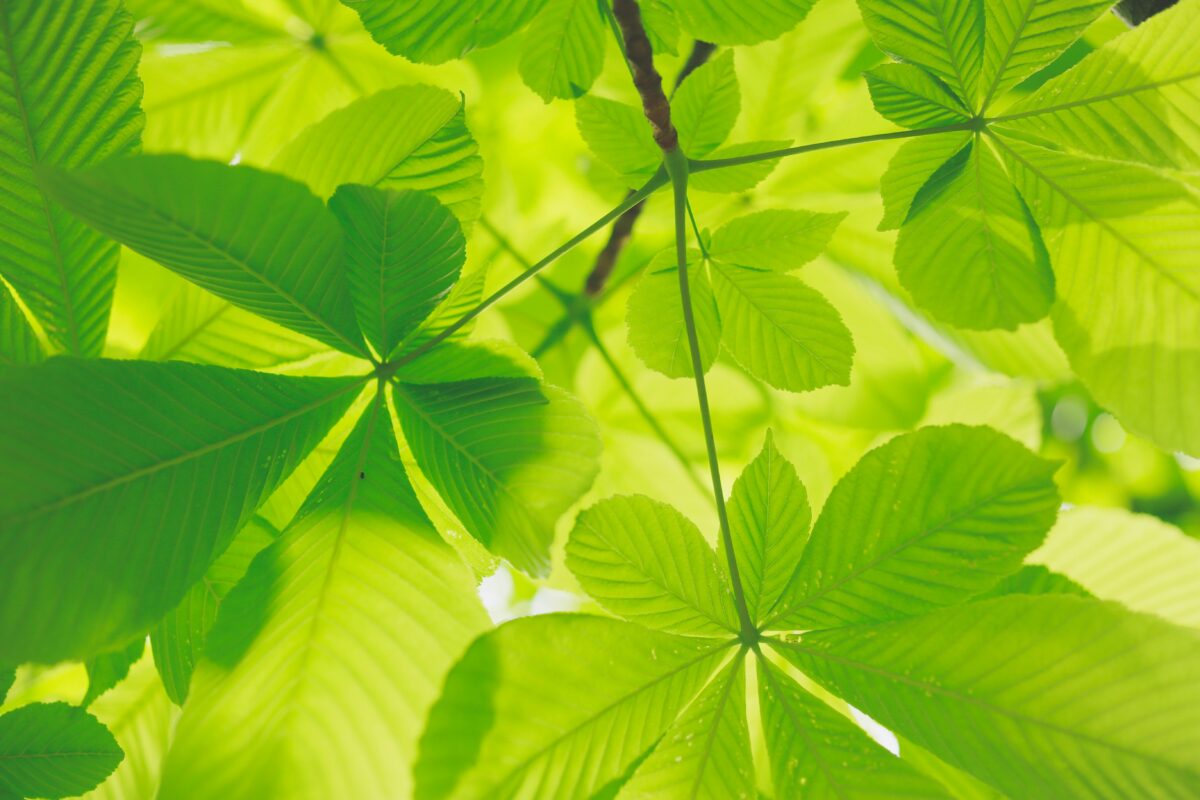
(150, 516, 275, 705)
(857, 0, 983, 107)
(0, 670, 12, 706)
(0, 702, 123, 799)
(414, 614, 729, 800)
(641, 0, 681, 55)
(878, 131, 972, 230)
(329, 185, 466, 358)
(0, 0, 143, 356)
(139, 282, 325, 369)
(567, 495, 740, 636)
(395, 265, 490, 358)
(272, 84, 485, 227)
(342, 0, 550, 64)
(158, 394, 489, 799)
(576, 96, 660, 184)
(894, 138, 1055, 330)
(776, 596, 1200, 798)
(83, 656, 175, 800)
(627, 256, 721, 379)
(768, 425, 1060, 631)
(709, 209, 846, 272)
(865, 63, 971, 128)
(975, 563, 1090, 598)
(621, 657, 753, 800)
(671, 0, 818, 45)
(392, 378, 600, 575)
(84, 639, 145, 708)
(710, 262, 854, 392)
(978, 0, 1111, 107)
(757, 659, 949, 799)
(40, 155, 368, 357)
(996, 136, 1200, 455)
(519, 0, 606, 101)
(0, 358, 361, 663)
(394, 339, 540, 384)
(0, 282, 42, 365)
(672, 51, 739, 157)
(1032, 506, 1200, 628)
(992, 0, 1200, 168)
(728, 433, 811, 624)
(122, 0, 282, 43)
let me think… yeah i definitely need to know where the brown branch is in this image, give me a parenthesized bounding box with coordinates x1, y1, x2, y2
(612, 0, 677, 151)
(581, 37, 715, 297)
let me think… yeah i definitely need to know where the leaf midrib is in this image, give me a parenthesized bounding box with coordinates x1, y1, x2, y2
(2, 375, 367, 526)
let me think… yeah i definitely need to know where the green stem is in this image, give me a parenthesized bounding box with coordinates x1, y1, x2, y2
(665, 148, 756, 641)
(689, 120, 978, 173)
(394, 170, 667, 367)
(582, 318, 712, 502)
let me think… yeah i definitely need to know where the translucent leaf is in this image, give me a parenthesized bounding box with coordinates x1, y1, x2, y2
(997, 136, 1200, 455)
(672, 51, 739, 157)
(627, 255, 721, 378)
(41, 155, 368, 357)
(1032, 506, 1200, 628)
(272, 84, 485, 227)
(878, 131, 972, 230)
(158, 396, 488, 799)
(777, 596, 1200, 798)
(992, 0, 1200, 168)
(621, 658, 753, 800)
(671, 0, 818, 45)
(858, 0, 984, 107)
(0, 0, 142, 356)
(709, 209, 846, 272)
(519, 0, 606, 101)
(0, 359, 361, 662)
(150, 516, 276, 705)
(728, 433, 811, 624)
(343, 0, 550, 64)
(710, 262, 854, 392)
(865, 62, 971, 128)
(758, 659, 949, 799)
(576, 96, 661, 184)
(567, 494, 740, 636)
(0, 703, 123, 799)
(768, 424, 1060, 630)
(329, 185, 465, 358)
(414, 615, 729, 800)
(392, 378, 600, 575)
(894, 138, 1055, 330)
(83, 639, 144, 708)
(0, 281, 43, 365)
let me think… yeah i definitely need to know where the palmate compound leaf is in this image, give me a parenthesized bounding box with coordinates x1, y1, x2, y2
(0, 0, 142, 358)
(329, 185, 466, 359)
(518, 0, 607, 102)
(626, 249, 721, 379)
(150, 516, 276, 705)
(893, 136, 1056, 331)
(39, 155, 368, 358)
(995, 136, 1200, 456)
(157, 392, 489, 800)
(271, 84, 485, 228)
(342, 0, 549, 64)
(413, 614, 731, 800)
(775, 596, 1200, 798)
(864, 63, 972, 129)
(878, 131, 972, 231)
(0, 359, 361, 663)
(0, 702, 123, 799)
(671, 51, 740, 158)
(766, 424, 1060, 631)
(566, 495, 741, 636)
(757, 659, 950, 799)
(707, 210, 846, 273)
(727, 432, 811, 625)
